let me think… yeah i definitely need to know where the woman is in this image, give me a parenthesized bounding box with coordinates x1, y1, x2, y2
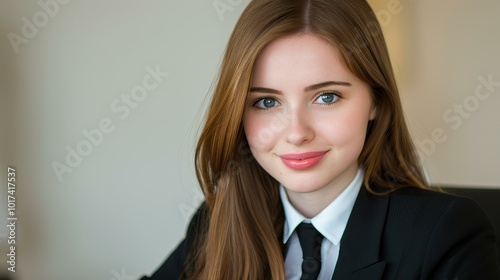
(142, 0, 500, 279)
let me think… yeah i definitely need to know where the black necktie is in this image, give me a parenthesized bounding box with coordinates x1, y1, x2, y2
(296, 222, 324, 280)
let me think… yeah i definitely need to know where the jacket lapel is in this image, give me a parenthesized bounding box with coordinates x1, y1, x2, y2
(332, 187, 389, 280)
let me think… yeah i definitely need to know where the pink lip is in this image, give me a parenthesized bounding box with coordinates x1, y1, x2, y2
(279, 151, 328, 170)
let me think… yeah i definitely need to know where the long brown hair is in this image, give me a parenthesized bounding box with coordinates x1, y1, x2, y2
(190, 0, 428, 279)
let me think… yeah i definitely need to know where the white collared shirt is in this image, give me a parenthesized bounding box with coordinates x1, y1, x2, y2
(280, 168, 363, 280)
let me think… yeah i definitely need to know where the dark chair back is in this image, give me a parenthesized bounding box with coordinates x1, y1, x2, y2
(443, 187, 500, 260)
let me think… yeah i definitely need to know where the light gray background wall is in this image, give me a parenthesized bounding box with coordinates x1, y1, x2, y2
(0, 0, 498, 279)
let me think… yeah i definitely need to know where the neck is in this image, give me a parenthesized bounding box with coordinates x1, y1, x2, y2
(287, 187, 345, 218)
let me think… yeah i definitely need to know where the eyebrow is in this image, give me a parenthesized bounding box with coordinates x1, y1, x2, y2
(249, 80, 352, 94)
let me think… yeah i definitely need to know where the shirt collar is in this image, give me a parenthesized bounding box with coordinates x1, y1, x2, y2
(280, 168, 363, 246)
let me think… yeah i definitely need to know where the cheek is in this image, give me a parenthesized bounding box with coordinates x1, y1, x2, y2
(319, 109, 370, 146)
(243, 113, 280, 152)
(248, 114, 288, 151)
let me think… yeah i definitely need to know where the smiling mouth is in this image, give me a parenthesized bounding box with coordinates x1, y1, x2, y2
(278, 151, 328, 170)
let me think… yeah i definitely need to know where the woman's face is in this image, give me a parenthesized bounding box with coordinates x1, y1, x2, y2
(243, 33, 376, 204)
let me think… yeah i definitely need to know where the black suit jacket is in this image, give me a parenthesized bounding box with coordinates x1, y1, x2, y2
(142, 187, 500, 279)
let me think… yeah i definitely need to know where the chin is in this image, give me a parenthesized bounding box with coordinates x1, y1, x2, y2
(279, 179, 327, 193)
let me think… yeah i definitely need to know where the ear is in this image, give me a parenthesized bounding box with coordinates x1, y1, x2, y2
(369, 104, 377, 120)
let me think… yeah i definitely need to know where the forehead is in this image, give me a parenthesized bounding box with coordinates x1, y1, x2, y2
(251, 33, 355, 87)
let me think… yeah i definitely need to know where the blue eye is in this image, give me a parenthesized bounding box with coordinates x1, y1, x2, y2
(254, 98, 279, 109)
(315, 92, 340, 104)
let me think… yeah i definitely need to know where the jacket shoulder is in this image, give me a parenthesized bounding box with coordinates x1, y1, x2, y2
(384, 186, 491, 243)
(382, 187, 500, 279)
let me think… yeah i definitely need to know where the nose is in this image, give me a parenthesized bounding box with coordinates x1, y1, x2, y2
(284, 108, 314, 145)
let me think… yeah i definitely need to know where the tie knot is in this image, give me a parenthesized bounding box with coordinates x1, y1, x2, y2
(296, 222, 323, 260)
